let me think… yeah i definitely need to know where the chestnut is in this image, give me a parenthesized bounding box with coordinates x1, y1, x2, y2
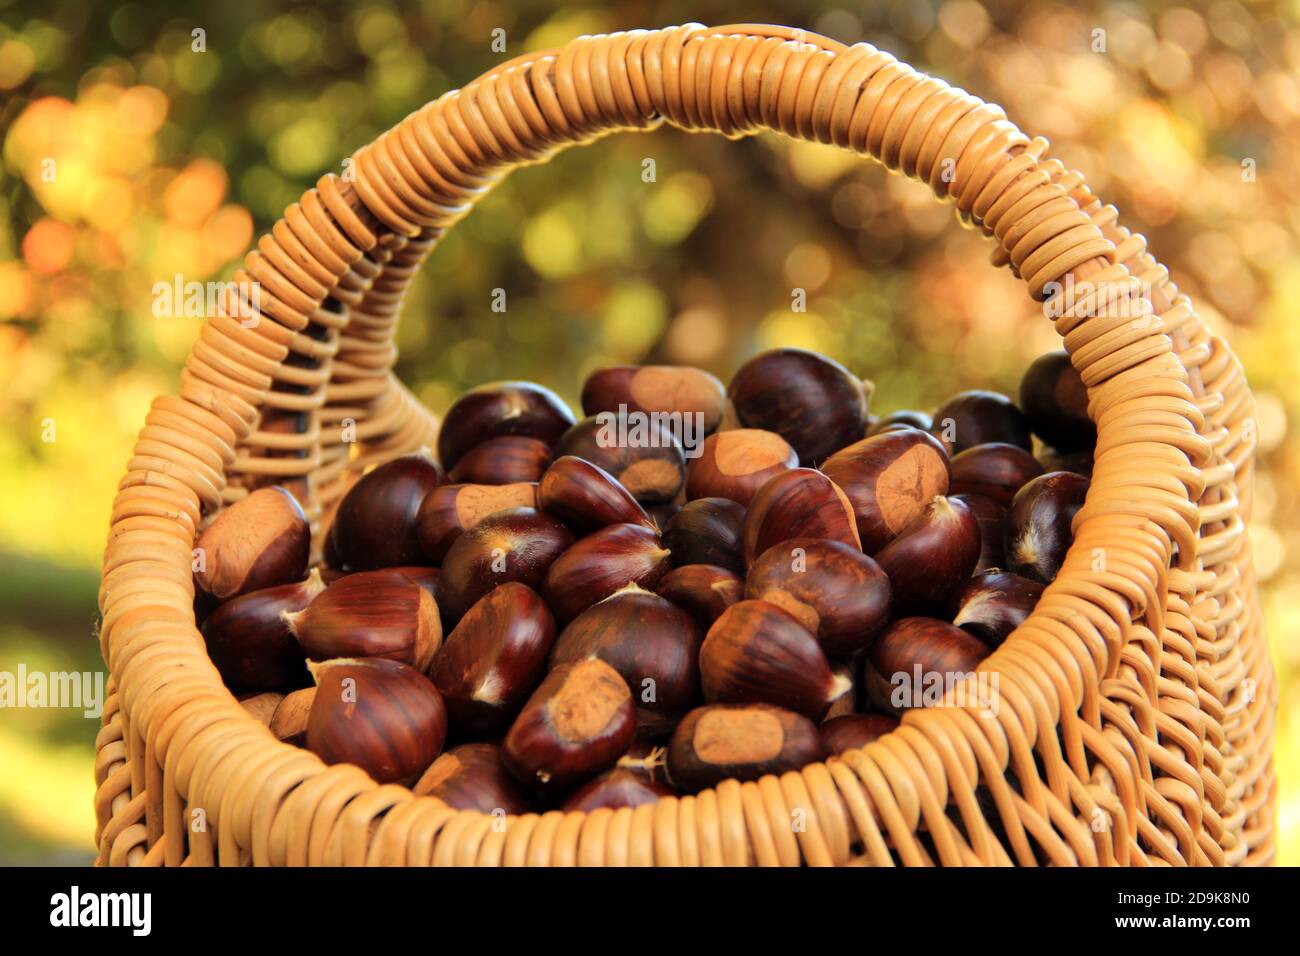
(561, 767, 675, 812)
(269, 686, 315, 744)
(437, 381, 575, 471)
(655, 564, 742, 628)
(873, 496, 981, 616)
(824, 663, 858, 720)
(742, 468, 861, 566)
(930, 390, 1032, 455)
(412, 742, 533, 814)
(388, 565, 441, 599)
(553, 413, 686, 504)
(948, 442, 1045, 506)
(867, 410, 932, 437)
(306, 658, 447, 785)
(1004, 471, 1090, 584)
(863, 617, 991, 716)
(194, 486, 309, 601)
(447, 435, 552, 485)
(700, 600, 849, 720)
(951, 493, 1007, 574)
(744, 539, 891, 659)
(950, 569, 1044, 647)
(581, 364, 727, 437)
(666, 703, 824, 794)
(415, 482, 538, 563)
(685, 429, 798, 506)
(284, 570, 441, 672)
(1019, 350, 1095, 453)
(430, 582, 556, 736)
(200, 569, 323, 693)
(821, 429, 951, 553)
(819, 713, 900, 755)
(662, 496, 746, 574)
(327, 452, 442, 571)
(542, 523, 672, 622)
(437, 508, 575, 624)
(536, 455, 655, 534)
(550, 584, 703, 739)
(727, 349, 870, 464)
(645, 499, 683, 529)
(502, 658, 637, 797)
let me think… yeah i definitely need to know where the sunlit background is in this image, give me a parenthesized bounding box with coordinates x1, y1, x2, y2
(1, 0, 1297, 865)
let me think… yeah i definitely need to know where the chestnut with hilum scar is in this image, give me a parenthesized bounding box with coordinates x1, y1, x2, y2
(1004, 471, 1090, 584)
(194, 485, 309, 601)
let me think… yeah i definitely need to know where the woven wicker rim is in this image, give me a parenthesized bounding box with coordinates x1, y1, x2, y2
(94, 23, 1273, 866)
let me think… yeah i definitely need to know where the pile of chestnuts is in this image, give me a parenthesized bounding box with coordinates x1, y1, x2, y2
(198, 347, 1094, 816)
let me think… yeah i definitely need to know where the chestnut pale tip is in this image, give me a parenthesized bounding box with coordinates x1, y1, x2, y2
(276, 568, 326, 633)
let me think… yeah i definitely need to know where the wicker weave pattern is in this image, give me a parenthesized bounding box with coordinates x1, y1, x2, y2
(94, 24, 1274, 866)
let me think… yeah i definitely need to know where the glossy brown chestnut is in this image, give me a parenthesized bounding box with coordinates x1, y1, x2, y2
(306, 658, 447, 785)
(867, 410, 933, 436)
(930, 390, 1032, 455)
(269, 686, 315, 744)
(662, 496, 746, 574)
(581, 365, 727, 437)
(744, 539, 891, 659)
(561, 767, 675, 812)
(200, 569, 323, 693)
(950, 569, 1045, 647)
(821, 429, 951, 553)
(727, 349, 871, 464)
(864, 618, 992, 716)
(326, 452, 442, 571)
(542, 523, 672, 622)
(1019, 349, 1095, 453)
(948, 442, 1045, 506)
(700, 600, 850, 720)
(951, 493, 1008, 574)
(655, 564, 743, 628)
(430, 582, 556, 736)
(284, 570, 441, 672)
(437, 508, 575, 624)
(873, 496, 981, 616)
(550, 584, 703, 739)
(194, 486, 309, 600)
(1004, 471, 1090, 584)
(536, 455, 655, 534)
(667, 703, 824, 793)
(501, 658, 637, 797)
(742, 468, 861, 566)
(553, 413, 686, 503)
(818, 713, 899, 755)
(684, 429, 798, 506)
(412, 742, 533, 814)
(436, 381, 575, 471)
(447, 435, 552, 485)
(415, 482, 538, 563)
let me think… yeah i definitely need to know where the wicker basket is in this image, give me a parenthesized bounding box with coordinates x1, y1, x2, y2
(94, 23, 1275, 866)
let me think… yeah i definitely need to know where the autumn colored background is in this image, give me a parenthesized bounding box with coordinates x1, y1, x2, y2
(1, 0, 1297, 864)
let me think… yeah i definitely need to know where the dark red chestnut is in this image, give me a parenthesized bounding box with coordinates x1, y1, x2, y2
(930, 390, 1032, 455)
(581, 365, 727, 437)
(1004, 471, 1090, 584)
(742, 468, 861, 566)
(412, 742, 533, 814)
(744, 539, 891, 659)
(430, 582, 556, 736)
(437, 381, 574, 471)
(667, 703, 824, 793)
(685, 429, 798, 506)
(863, 617, 992, 716)
(873, 496, 981, 616)
(502, 658, 637, 797)
(561, 767, 674, 812)
(415, 481, 538, 563)
(867, 410, 933, 436)
(821, 429, 951, 553)
(662, 497, 746, 574)
(542, 523, 672, 622)
(1019, 350, 1095, 453)
(327, 452, 442, 571)
(283, 570, 441, 672)
(948, 442, 1045, 506)
(201, 569, 323, 693)
(819, 713, 899, 755)
(727, 349, 871, 464)
(194, 486, 309, 600)
(550, 584, 703, 739)
(447, 436, 552, 485)
(950, 569, 1044, 647)
(700, 600, 849, 720)
(655, 564, 742, 628)
(536, 455, 655, 534)
(553, 413, 686, 504)
(306, 658, 447, 785)
(951, 493, 1007, 574)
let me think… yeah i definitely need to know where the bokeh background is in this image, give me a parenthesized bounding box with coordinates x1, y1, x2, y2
(2, 0, 1298, 865)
